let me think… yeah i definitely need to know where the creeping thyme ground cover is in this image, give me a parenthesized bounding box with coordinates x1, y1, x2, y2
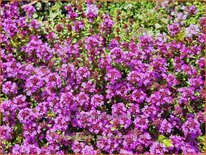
(0, 0, 205, 154)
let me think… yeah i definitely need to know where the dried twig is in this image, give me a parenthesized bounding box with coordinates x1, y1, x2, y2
(21, 0, 38, 9)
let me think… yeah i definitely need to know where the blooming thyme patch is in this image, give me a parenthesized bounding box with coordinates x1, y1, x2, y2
(0, 0, 205, 154)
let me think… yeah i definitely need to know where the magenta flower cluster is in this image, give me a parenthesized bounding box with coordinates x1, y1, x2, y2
(0, 1, 205, 154)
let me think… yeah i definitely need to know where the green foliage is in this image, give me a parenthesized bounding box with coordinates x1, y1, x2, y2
(197, 135, 206, 152)
(158, 135, 173, 147)
(27, 1, 205, 44)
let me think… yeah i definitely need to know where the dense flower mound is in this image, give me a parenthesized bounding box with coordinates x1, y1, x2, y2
(0, 0, 205, 154)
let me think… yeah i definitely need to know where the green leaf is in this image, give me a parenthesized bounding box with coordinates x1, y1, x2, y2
(155, 23, 161, 29)
(158, 135, 173, 147)
(68, 136, 73, 140)
(36, 2, 42, 10)
(111, 127, 117, 131)
(124, 4, 133, 10)
(174, 29, 185, 41)
(162, 139, 173, 147)
(147, 30, 154, 36)
(72, 38, 77, 44)
(161, 18, 168, 24)
(14, 123, 23, 134)
(32, 13, 38, 19)
(158, 135, 166, 142)
(137, 14, 143, 20)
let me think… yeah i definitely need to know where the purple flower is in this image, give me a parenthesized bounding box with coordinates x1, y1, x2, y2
(105, 68, 121, 83)
(122, 132, 139, 150)
(23, 143, 41, 154)
(35, 101, 50, 117)
(110, 47, 124, 63)
(75, 92, 90, 107)
(120, 149, 133, 154)
(56, 24, 63, 32)
(29, 19, 40, 29)
(142, 105, 158, 119)
(162, 73, 179, 87)
(45, 73, 62, 88)
(53, 115, 70, 132)
(134, 115, 149, 131)
(197, 57, 205, 69)
(72, 20, 85, 32)
(139, 132, 152, 147)
(85, 4, 99, 22)
(0, 125, 13, 140)
(12, 144, 23, 154)
(72, 141, 85, 153)
(0, 100, 16, 116)
(187, 5, 198, 15)
(81, 80, 96, 93)
(170, 135, 185, 152)
(46, 32, 57, 40)
(168, 23, 181, 36)
(23, 5, 36, 18)
(17, 108, 36, 124)
(127, 71, 141, 84)
(185, 24, 200, 37)
(159, 119, 172, 134)
(81, 145, 99, 154)
(25, 75, 44, 95)
(150, 142, 167, 154)
(91, 94, 104, 108)
(101, 14, 114, 32)
(2, 81, 18, 95)
(127, 103, 140, 116)
(13, 95, 28, 110)
(181, 143, 200, 154)
(60, 63, 75, 79)
(175, 13, 187, 25)
(112, 103, 127, 115)
(146, 88, 173, 106)
(108, 39, 120, 50)
(76, 67, 90, 84)
(182, 118, 201, 137)
(130, 89, 146, 103)
(65, 4, 78, 20)
(199, 17, 206, 28)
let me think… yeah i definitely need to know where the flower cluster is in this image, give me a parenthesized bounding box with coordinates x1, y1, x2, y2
(0, 1, 205, 154)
